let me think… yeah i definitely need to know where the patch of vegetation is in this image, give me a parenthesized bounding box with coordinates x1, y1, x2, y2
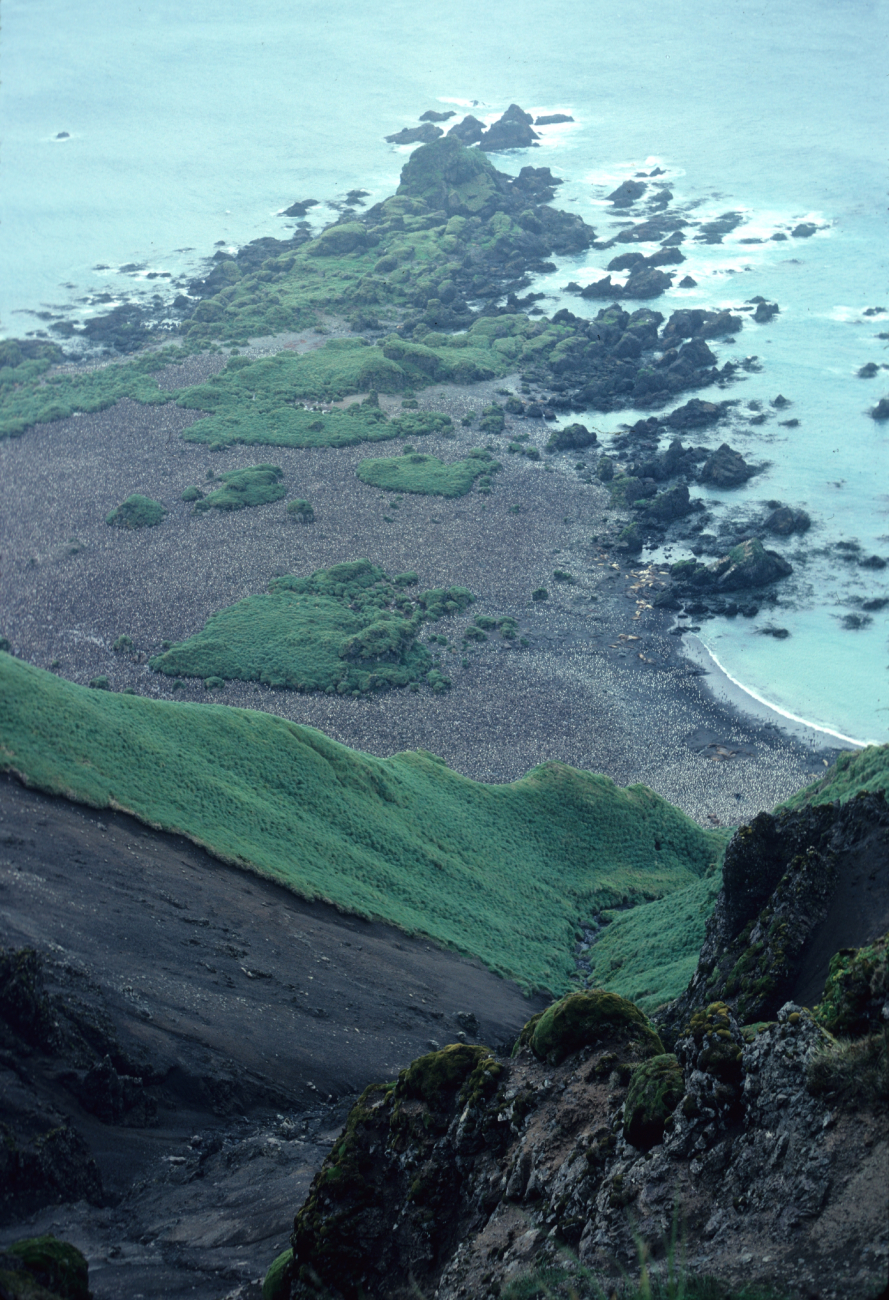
(0, 345, 184, 440)
(812, 930, 888, 1038)
(807, 1027, 888, 1111)
(180, 485, 203, 502)
(286, 498, 315, 523)
(112, 635, 134, 653)
(149, 559, 473, 695)
(0, 654, 724, 993)
(193, 464, 285, 512)
(88, 676, 110, 690)
(176, 349, 454, 450)
(623, 1053, 685, 1149)
(526, 990, 664, 1064)
(105, 494, 167, 529)
(532, 587, 549, 602)
(583, 873, 727, 1013)
(356, 448, 500, 497)
(262, 1248, 293, 1300)
(1, 1234, 90, 1300)
(778, 744, 889, 809)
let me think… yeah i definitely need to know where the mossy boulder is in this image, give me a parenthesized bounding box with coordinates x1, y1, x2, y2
(286, 498, 315, 523)
(623, 1053, 685, 1150)
(396, 1042, 492, 1108)
(306, 221, 368, 257)
(683, 1001, 743, 1083)
(813, 930, 888, 1038)
(546, 422, 598, 453)
(1, 1235, 89, 1300)
(397, 136, 507, 217)
(525, 990, 664, 1065)
(262, 1247, 294, 1300)
(105, 494, 167, 529)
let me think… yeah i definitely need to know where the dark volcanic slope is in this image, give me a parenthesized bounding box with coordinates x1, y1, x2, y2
(0, 774, 546, 1299)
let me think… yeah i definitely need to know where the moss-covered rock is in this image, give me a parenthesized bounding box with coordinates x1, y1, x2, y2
(682, 1001, 743, 1084)
(1, 1235, 89, 1300)
(262, 1247, 294, 1300)
(396, 1042, 492, 1109)
(623, 1053, 684, 1149)
(527, 990, 664, 1065)
(813, 930, 888, 1038)
(105, 494, 167, 529)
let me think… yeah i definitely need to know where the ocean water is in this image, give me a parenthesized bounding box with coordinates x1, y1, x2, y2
(2, 0, 886, 743)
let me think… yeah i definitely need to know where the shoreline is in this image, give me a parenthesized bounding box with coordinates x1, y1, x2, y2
(679, 633, 870, 752)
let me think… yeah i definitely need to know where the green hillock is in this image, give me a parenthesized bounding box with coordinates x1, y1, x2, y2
(176, 349, 453, 449)
(149, 559, 472, 694)
(193, 464, 285, 512)
(526, 990, 664, 1065)
(1, 1234, 90, 1300)
(0, 346, 179, 439)
(583, 873, 727, 1013)
(105, 494, 167, 529)
(0, 652, 723, 993)
(356, 448, 500, 497)
(778, 744, 889, 809)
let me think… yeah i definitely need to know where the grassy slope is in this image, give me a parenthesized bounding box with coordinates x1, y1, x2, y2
(355, 449, 498, 498)
(0, 654, 722, 994)
(591, 742, 889, 1012)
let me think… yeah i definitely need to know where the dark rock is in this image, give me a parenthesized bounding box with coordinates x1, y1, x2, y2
(283, 198, 319, 218)
(534, 113, 574, 125)
(770, 231, 788, 241)
(606, 180, 647, 207)
(510, 165, 563, 203)
(870, 397, 889, 419)
(639, 483, 692, 522)
(73, 1054, 156, 1125)
(792, 222, 819, 238)
(770, 393, 791, 407)
(607, 252, 646, 273)
(646, 246, 685, 267)
(678, 275, 697, 288)
(695, 211, 744, 244)
(699, 442, 758, 488)
(546, 422, 598, 453)
(55, 131, 70, 139)
(858, 362, 879, 378)
(688, 537, 792, 591)
(764, 505, 810, 536)
(446, 114, 486, 144)
(758, 626, 791, 638)
(753, 301, 780, 323)
(841, 613, 872, 630)
(664, 398, 725, 430)
(479, 105, 539, 151)
(385, 123, 444, 145)
(419, 109, 456, 122)
(858, 554, 887, 569)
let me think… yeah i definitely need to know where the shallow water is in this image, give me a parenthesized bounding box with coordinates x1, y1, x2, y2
(2, 0, 886, 741)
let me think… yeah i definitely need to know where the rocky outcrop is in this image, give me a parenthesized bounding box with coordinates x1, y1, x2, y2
(764, 504, 811, 535)
(384, 123, 443, 145)
(479, 104, 539, 151)
(661, 791, 889, 1037)
(274, 980, 888, 1300)
(671, 537, 792, 593)
(698, 442, 759, 488)
(606, 179, 647, 207)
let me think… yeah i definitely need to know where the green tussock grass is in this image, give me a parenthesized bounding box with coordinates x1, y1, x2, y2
(176, 349, 453, 449)
(0, 346, 184, 439)
(0, 653, 723, 993)
(583, 872, 727, 1013)
(105, 494, 168, 529)
(149, 559, 472, 694)
(193, 464, 285, 512)
(356, 448, 500, 497)
(777, 743, 889, 809)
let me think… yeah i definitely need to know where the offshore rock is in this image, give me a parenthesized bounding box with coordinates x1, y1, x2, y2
(698, 442, 759, 488)
(671, 537, 792, 594)
(384, 123, 443, 145)
(479, 104, 539, 151)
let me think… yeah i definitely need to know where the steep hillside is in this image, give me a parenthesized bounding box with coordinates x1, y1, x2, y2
(0, 653, 721, 993)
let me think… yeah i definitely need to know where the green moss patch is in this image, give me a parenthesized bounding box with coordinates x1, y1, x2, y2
(813, 930, 888, 1038)
(356, 448, 500, 497)
(193, 464, 285, 512)
(176, 349, 453, 450)
(0, 346, 180, 440)
(0, 653, 723, 993)
(779, 744, 889, 809)
(3, 1235, 89, 1300)
(623, 1053, 684, 1149)
(105, 494, 167, 529)
(527, 990, 665, 1064)
(149, 559, 472, 694)
(262, 1248, 294, 1300)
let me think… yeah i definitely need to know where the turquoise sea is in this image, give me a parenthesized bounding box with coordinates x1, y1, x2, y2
(1, 0, 886, 743)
